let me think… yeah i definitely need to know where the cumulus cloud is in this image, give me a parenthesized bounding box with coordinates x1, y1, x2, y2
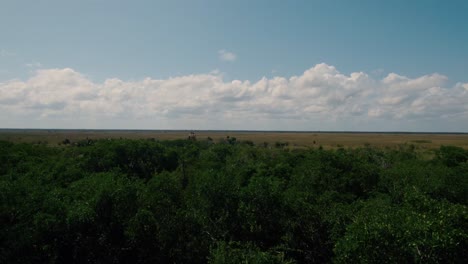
(218, 50, 237, 62)
(1, 63, 467, 131)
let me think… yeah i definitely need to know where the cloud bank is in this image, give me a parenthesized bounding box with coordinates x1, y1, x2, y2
(1, 63, 467, 131)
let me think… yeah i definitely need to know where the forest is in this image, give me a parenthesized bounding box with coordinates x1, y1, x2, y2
(0, 137, 467, 263)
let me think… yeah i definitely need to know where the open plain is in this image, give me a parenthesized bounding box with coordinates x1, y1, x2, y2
(1, 129, 467, 149)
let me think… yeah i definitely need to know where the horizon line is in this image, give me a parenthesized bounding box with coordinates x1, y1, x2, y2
(1, 128, 467, 135)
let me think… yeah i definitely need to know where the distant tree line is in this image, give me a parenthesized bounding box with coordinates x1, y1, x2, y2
(0, 139, 467, 263)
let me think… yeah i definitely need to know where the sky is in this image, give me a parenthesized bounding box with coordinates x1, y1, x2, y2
(1, 0, 467, 131)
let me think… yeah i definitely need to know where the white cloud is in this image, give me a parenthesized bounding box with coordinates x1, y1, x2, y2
(218, 49, 237, 62)
(1, 64, 467, 131)
(461, 83, 468, 91)
(0, 49, 15, 57)
(25, 62, 42, 68)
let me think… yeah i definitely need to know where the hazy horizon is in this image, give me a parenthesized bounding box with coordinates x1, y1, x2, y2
(2, 128, 468, 135)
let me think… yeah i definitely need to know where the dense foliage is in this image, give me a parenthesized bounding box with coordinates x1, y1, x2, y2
(1, 139, 467, 263)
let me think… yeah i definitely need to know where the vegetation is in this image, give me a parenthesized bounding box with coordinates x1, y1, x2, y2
(0, 138, 467, 263)
(1, 129, 468, 149)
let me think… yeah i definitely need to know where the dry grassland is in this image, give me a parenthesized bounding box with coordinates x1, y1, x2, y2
(1, 129, 467, 149)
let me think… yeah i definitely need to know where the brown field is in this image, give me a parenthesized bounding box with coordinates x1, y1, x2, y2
(1, 129, 468, 150)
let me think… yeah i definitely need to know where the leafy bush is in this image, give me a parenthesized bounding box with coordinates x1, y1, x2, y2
(0, 140, 466, 263)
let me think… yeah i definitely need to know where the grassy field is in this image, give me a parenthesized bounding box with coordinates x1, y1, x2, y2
(1, 129, 468, 149)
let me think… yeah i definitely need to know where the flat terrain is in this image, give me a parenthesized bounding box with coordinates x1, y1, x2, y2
(1, 129, 468, 149)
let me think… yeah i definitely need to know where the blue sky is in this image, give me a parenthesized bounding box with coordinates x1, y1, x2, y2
(1, 0, 468, 131)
